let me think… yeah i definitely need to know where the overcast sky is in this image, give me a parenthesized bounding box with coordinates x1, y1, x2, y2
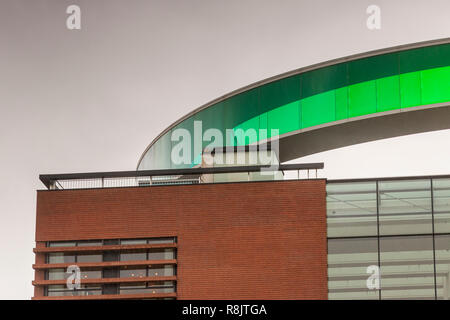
(0, 0, 449, 299)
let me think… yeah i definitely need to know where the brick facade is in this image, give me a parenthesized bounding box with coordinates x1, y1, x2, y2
(34, 179, 327, 299)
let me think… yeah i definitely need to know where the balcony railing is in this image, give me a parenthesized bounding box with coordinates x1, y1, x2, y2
(39, 163, 324, 190)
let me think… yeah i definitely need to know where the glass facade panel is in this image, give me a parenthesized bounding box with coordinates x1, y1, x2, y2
(119, 281, 175, 295)
(76, 253, 103, 263)
(120, 250, 147, 262)
(328, 238, 379, 300)
(77, 240, 102, 247)
(380, 236, 435, 300)
(102, 268, 119, 278)
(301, 90, 335, 128)
(348, 81, 377, 117)
(41, 237, 177, 297)
(400, 72, 422, 108)
(327, 177, 450, 300)
(376, 75, 400, 112)
(121, 239, 147, 245)
(434, 235, 450, 299)
(48, 241, 76, 248)
(148, 248, 175, 260)
(46, 284, 101, 297)
(421, 66, 450, 104)
(147, 237, 176, 244)
(433, 178, 450, 234)
(148, 265, 175, 277)
(267, 100, 300, 135)
(378, 179, 432, 235)
(120, 266, 147, 278)
(47, 253, 76, 264)
(119, 283, 147, 295)
(46, 268, 67, 280)
(80, 269, 102, 280)
(327, 182, 377, 237)
(103, 239, 119, 246)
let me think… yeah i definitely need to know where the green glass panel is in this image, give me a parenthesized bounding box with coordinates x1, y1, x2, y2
(260, 75, 300, 114)
(421, 66, 450, 105)
(172, 116, 196, 168)
(399, 44, 450, 74)
(348, 53, 398, 85)
(348, 81, 377, 117)
(376, 75, 400, 112)
(259, 112, 268, 132)
(335, 87, 348, 120)
(268, 101, 300, 135)
(154, 131, 173, 169)
(301, 90, 335, 128)
(302, 63, 347, 98)
(225, 128, 237, 147)
(223, 88, 259, 131)
(233, 116, 260, 145)
(400, 71, 422, 108)
(198, 102, 227, 133)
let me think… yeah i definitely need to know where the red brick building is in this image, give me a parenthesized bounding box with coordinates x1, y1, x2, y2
(32, 165, 327, 300)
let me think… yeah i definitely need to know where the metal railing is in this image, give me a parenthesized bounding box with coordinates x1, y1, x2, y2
(39, 163, 324, 190)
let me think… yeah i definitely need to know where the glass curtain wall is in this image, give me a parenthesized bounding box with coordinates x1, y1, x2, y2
(327, 177, 450, 300)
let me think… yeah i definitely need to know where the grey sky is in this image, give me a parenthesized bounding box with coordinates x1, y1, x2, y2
(0, 0, 449, 299)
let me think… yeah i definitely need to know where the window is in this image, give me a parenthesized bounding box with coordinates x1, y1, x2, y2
(148, 248, 175, 260)
(120, 266, 147, 278)
(46, 284, 101, 297)
(102, 284, 118, 295)
(103, 251, 119, 262)
(118, 265, 175, 278)
(47, 253, 75, 264)
(77, 240, 102, 247)
(121, 239, 147, 245)
(48, 241, 76, 248)
(148, 237, 176, 244)
(119, 248, 176, 261)
(42, 236, 177, 297)
(119, 281, 175, 295)
(76, 253, 102, 263)
(80, 269, 102, 280)
(148, 265, 175, 277)
(46, 269, 67, 280)
(102, 268, 119, 278)
(120, 250, 147, 262)
(47, 252, 102, 264)
(103, 239, 119, 245)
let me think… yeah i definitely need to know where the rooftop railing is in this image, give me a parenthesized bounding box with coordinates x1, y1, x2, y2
(39, 163, 324, 190)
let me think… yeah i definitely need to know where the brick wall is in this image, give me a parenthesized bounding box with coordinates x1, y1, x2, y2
(35, 179, 327, 299)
